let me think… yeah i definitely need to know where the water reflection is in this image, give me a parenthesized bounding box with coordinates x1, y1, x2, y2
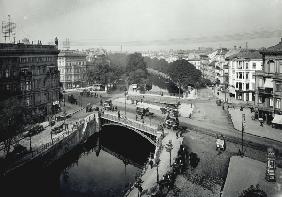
(59, 124, 155, 197)
(1, 125, 155, 197)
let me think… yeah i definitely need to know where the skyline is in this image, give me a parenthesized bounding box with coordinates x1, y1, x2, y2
(1, 0, 282, 51)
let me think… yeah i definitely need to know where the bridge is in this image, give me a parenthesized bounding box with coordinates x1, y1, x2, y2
(100, 113, 159, 146)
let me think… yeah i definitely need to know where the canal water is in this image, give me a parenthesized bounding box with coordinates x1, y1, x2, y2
(1, 125, 155, 197)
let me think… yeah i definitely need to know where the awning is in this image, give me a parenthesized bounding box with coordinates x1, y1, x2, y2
(272, 114, 282, 124)
(264, 78, 273, 88)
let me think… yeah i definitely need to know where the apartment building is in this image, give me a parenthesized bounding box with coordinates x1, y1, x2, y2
(58, 50, 87, 89)
(255, 38, 282, 124)
(227, 50, 262, 101)
(0, 41, 60, 122)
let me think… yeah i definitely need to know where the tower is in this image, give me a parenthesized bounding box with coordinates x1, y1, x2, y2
(1, 15, 16, 43)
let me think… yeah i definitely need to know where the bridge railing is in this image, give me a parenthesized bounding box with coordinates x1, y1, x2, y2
(101, 113, 157, 136)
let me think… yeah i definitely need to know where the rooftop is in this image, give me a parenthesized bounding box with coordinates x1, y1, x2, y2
(262, 38, 282, 53)
(226, 50, 262, 60)
(0, 42, 57, 50)
(59, 50, 87, 57)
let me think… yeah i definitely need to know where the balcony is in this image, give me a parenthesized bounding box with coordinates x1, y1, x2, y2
(258, 87, 273, 95)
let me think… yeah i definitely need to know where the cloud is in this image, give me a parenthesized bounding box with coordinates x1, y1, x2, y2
(0, 0, 281, 50)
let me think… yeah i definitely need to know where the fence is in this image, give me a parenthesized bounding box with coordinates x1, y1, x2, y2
(3, 113, 97, 175)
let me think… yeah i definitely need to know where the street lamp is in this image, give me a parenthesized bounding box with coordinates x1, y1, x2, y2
(155, 157, 160, 183)
(165, 140, 174, 167)
(124, 90, 128, 118)
(177, 79, 181, 99)
(241, 114, 245, 157)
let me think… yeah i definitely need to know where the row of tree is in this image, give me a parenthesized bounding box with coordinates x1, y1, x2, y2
(145, 57, 212, 89)
(85, 52, 151, 91)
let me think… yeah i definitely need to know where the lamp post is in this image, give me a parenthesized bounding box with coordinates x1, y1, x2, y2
(124, 90, 128, 118)
(177, 79, 181, 99)
(165, 140, 174, 166)
(241, 114, 245, 157)
(224, 83, 227, 103)
(155, 157, 160, 183)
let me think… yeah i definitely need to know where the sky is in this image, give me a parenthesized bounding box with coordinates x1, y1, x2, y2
(0, 0, 282, 51)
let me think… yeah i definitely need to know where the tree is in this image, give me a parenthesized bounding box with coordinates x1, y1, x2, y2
(239, 184, 267, 197)
(167, 59, 202, 89)
(126, 53, 147, 74)
(0, 97, 26, 158)
(126, 53, 148, 86)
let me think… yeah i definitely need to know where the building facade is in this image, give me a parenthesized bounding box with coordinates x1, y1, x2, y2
(255, 38, 282, 124)
(0, 42, 60, 122)
(58, 50, 87, 89)
(227, 50, 262, 101)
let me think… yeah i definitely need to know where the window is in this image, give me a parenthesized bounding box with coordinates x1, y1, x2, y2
(246, 83, 249, 90)
(269, 61, 275, 73)
(276, 99, 281, 109)
(276, 83, 282, 92)
(253, 63, 256, 69)
(246, 72, 249, 79)
(246, 62, 248, 69)
(258, 96, 262, 104)
(238, 82, 242, 90)
(6, 84, 10, 90)
(5, 69, 9, 78)
(26, 97, 31, 106)
(270, 98, 273, 107)
(280, 61, 282, 73)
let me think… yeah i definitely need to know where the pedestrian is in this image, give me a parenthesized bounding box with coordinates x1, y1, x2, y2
(118, 110, 120, 119)
(189, 113, 192, 119)
(149, 159, 153, 169)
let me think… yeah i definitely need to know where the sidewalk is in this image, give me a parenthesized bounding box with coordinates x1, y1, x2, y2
(126, 129, 183, 197)
(228, 107, 282, 143)
(0, 103, 92, 158)
(222, 156, 282, 197)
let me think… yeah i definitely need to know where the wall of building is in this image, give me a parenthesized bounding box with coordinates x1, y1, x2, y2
(0, 43, 60, 122)
(58, 51, 87, 89)
(229, 59, 262, 101)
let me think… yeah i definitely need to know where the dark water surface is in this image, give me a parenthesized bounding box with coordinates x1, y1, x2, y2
(1, 125, 155, 197)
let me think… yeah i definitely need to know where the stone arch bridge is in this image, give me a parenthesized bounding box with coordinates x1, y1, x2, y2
(99, 113, 159, 146)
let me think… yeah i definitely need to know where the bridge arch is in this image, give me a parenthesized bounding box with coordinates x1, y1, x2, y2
(101, 122, 157, 146)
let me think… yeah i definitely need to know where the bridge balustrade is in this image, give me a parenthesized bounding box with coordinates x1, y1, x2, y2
(101, 113, 157, 136)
